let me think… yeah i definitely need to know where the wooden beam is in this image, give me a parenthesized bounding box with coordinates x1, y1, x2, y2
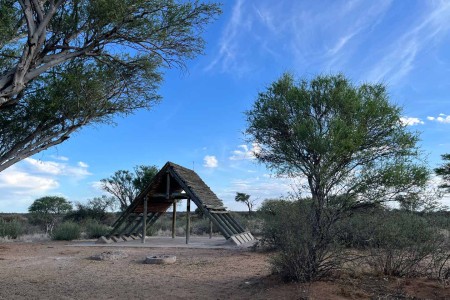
(151, 193, 189, 199)
(223, 213, 246, 233)
(216, 214, 239, 235)
(186, 198, 190, 244)
(172, 201, 176, 239)
(208, 212, 233, 238)
(166, 172, 170, 199)
(209, 219, 212, 239)
(134, 212, 162, 235)
(142, 197, 148, 244)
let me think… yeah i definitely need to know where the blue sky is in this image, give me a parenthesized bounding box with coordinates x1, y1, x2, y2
(1, 0, 450, 212)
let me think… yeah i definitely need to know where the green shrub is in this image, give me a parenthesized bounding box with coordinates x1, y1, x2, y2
(0, 218, 23, 239)
(51, 222, 81, 240)
(364, 211, 447, 277)
(259, 199, 344, 282)
(84, 220, 111, 239)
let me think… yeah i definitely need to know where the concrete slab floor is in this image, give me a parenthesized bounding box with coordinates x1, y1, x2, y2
(69, 236, 257, 249)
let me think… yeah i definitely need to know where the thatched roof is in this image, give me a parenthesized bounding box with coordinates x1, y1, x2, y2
(131, 161, 223, 214)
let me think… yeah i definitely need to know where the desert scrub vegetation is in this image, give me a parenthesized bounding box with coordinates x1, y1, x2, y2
(84, 219, 111, 239)
(258, 199, 450, 282)
(0, 217, 23, 239)
(259, 199, 349, 282)
(51, 222, 81, 241)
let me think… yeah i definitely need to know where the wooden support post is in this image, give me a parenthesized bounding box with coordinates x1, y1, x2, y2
(142, 197, 147, 244)
(172, 202, 176, 238)
(186, 198, 190, 244)
(209, 219, 213, 239)
(209, 212, 233, 238)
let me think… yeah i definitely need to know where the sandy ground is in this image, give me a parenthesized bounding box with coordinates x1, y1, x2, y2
(0, 239, 448, 299)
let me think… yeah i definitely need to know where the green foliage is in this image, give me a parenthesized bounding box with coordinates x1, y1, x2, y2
(133, 165, 160, 193)
(0, 218, 23, 239)
(435, 153, 450, 193)
(246, 73, 429, 282)
(246, 73, 428, 206)
(65, 195, 116, 224)
(363, 211, 447, 277)
(28, 196, 72, 234)
(51, 222, 81, 241)
(84, 219, 111, 239)
(0, 0, 20, 46)
(101, 165, 159, 211)
(28, 196, 72, 214)
(259, 199, 345, 282)
(0, 1, 221, 172)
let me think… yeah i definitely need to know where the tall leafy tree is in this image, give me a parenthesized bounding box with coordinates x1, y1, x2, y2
(28, 195, 72, 233)
(101, 164, 158, 210)
(246, 73, 429, 281)
(0, 0, 221, 172)
(435, 153, 450, 193)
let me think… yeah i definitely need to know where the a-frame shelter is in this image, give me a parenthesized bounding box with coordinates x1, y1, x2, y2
(101, 162, 254, 245)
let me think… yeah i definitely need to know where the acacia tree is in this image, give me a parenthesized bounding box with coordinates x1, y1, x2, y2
(0, 0, 221, 172)
(101, 164, 158, 211)
(246, 73, 429, 281)
(28, 195, 72, 233)
(234, 192, 256, 215)
(435, 154, 450, 194)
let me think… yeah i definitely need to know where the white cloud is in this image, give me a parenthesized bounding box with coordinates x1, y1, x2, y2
(78, 161, 89, 168)
(90, 181, 103, 191)
(203, 155, 218, 168)
(0, 157, 92, 212)
(0, 166, 59, 193)
(400, 116, 425, 126)
(50, 155, 69, 161)
(229, 143, 261, 161)
(0, 165, 60, 212)
(427, 113, 450, 124)
(24, 158, 62, 175)
(24, 158, 91, 177)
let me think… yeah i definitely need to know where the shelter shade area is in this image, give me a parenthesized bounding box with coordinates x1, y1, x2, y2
(98, 162, 254, 245)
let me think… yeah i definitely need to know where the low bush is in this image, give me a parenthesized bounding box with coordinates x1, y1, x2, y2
(259, 199, 345, 282)
(51, 222, 81, 240)
(84, 220, 111, 239)
(0, 218, 23, 239)
(364, 211, 447, 277)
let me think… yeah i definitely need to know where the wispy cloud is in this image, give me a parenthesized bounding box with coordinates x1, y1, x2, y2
(206, 0, 392, 76)
(366, 1, 450, 83)
(205, 0, 251, 75)
(206, 0, 450, 86)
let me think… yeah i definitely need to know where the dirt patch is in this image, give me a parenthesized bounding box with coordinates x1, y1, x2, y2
(90, 250, 129, 261)
(0, 241, 448, 299)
